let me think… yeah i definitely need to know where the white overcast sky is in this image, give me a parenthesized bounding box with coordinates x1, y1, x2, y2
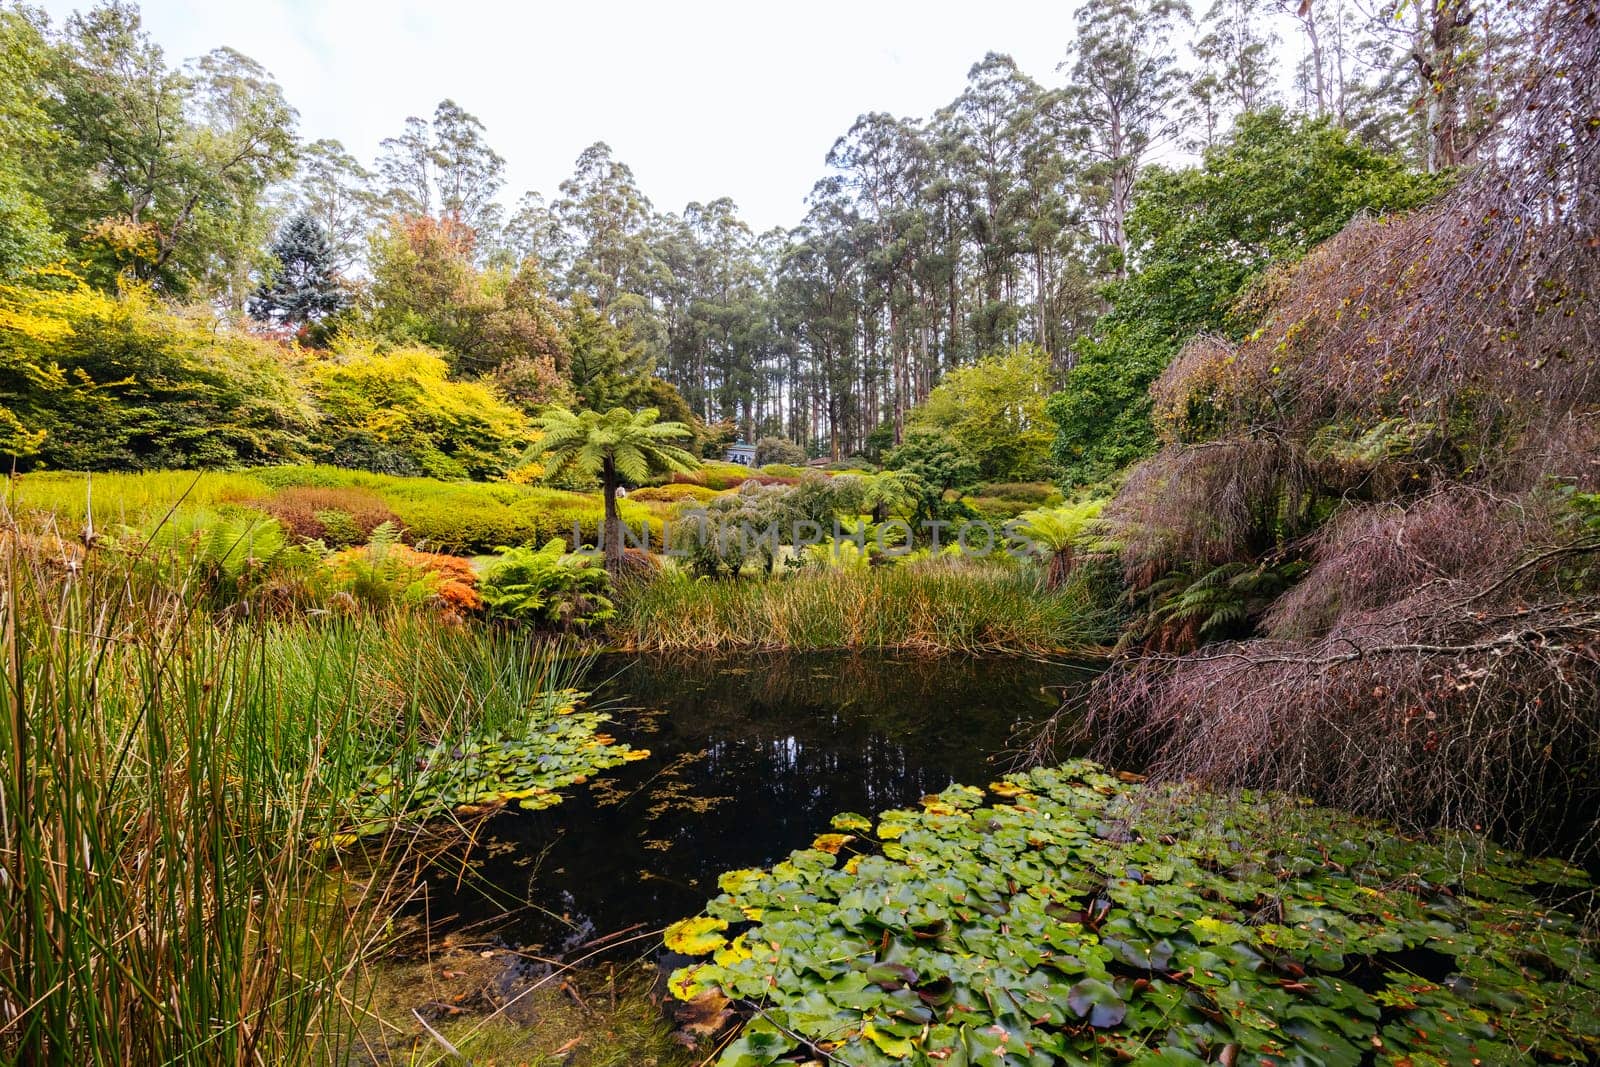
(37, 0, 1101, 232)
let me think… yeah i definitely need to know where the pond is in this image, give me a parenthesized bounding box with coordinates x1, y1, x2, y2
(414, 651, 1100, 955)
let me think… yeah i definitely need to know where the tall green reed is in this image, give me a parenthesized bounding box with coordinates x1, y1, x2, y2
(0, 524, 589, 1064)
(615, 562, 1105, 655)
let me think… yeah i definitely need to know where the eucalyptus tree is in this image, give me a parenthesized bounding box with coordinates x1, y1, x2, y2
(1355, 0, 1526, 172)
(1059, 0, 1192, 276)
(290, 139, 378, 270)
(44, 5, 297, 298)
(685, 197, 765, 433)
(942, 53, 1037, 353)
(0, 6, 60, 280)
(556, 142, 657, 316)
(774, 200, 864, 457)
(376, 99, 505, 239)
(1193, 0, 1279, 120)
(824, 112, 931, 439)
(504, 190, 573, 280)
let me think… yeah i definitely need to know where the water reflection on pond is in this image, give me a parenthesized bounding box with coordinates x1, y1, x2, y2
(418, 651, 1099, 952)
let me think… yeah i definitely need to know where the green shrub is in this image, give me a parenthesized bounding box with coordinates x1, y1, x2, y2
(904, 344, 1056, 482)
(13, 465, 674, 560)
(627, 483, 720, 504)
(754, 436, 806, 466)
(121, 509, 327, 610)
(966, 483, 1068, 521)
(975, 481, 1063, 505)
(261, 485, 400, 547)
(673, 461, 758, 491)
(247, 466, 663, 555)
(759, 463, 807, 478)
(6, 469, 273, 528)
(479, 539, 615, 630)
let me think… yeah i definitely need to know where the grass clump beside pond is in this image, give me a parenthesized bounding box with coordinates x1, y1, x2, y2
(615, 563, 1104, 655)
(666, 760, 1599, 1066)
(0, 536, 614, 1065)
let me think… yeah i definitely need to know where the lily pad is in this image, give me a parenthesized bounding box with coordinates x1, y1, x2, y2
(665, 916, 730, 955)
(1066, 977, 1127, 1028)
(665, 760, 1598, 1066)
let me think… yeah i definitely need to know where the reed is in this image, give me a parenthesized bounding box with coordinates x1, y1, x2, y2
(614, 562, 1104, 655)
(0, 527, 589, 1064)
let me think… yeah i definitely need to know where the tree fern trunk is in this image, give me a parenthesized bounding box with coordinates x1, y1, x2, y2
(602, 459, 623, 578)
(1046, 545, 1074, 591)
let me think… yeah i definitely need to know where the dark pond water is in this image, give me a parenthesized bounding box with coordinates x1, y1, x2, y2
(417, 651, 1099, 955)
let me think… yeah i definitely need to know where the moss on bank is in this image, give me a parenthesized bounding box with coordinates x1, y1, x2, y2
(353, 949, 687, 1067)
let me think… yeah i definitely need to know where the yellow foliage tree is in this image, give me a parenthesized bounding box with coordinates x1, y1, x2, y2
(306, 345, 532, 480)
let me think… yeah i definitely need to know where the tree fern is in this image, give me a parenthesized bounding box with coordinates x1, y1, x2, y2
(528, 407, 698, 576)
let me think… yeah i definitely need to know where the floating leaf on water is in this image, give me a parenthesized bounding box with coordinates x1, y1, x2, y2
(665, 916, 729, 955)
(831, 812, 874, 834)
(861, 1021, 915, 1057)
(1067, 978, 1127, 1028)
(877, 814, 913, 839)
(330, 690, 648, 838)
(664, 759, 1599, 1067)
(812, 833, 854, 855)
(718, 868, 767, 895)
(668, 963, 714, 1001)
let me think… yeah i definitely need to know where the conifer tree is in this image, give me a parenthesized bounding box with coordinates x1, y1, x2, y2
(248, 213, 346, 332)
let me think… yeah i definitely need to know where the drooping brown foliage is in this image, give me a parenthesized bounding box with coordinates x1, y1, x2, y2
(1074, 0, 1600, 854)
(1096, 484, 1600, 847)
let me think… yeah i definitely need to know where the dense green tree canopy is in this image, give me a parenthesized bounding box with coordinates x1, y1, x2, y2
(1048, 109, 1444, 486)
(307, 347, 531, 480)
(41, 4, 297, 299)
(0, 0, 1485, 478)
(0, 8, 62, 282)
(0, 278, 313, 470)
(365, 214, 569, 408)
(907, 344, 1056, 482)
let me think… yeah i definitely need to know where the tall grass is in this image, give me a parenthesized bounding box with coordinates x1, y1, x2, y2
(614, 563, 1105, 655)
(0, 530, 589, 1064)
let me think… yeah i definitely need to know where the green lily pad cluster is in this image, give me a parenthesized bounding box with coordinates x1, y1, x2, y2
(336, 688, 649, 842)
(665, 760, 1599, 1066)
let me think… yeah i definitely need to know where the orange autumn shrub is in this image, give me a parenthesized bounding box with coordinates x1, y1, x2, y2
(400, 546, 481, 614)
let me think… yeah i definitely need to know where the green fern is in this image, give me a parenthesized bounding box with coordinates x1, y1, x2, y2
(479, 539, 615, 630)
(1122, 559, 1307, 649)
